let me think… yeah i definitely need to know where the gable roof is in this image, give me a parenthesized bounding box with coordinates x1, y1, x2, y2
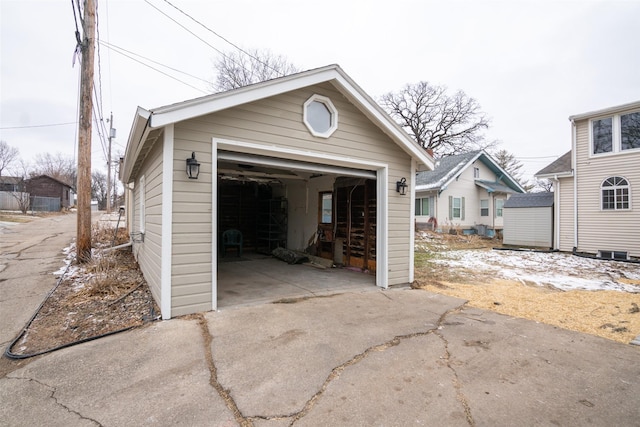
(123, 64, 434, 183)
(504, 192, 554, 208)
(535, 151, 573, 178)
(415, 150, 525, 193)
(0, 176, 22, 185)
(26, 174, 74, 189)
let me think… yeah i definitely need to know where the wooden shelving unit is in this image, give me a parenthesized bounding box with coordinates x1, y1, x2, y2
(257, 198, 288, 254)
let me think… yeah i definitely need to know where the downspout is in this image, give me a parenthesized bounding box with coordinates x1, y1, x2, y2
(571, 119, 578, 252)
(409, 159, 417, 283)
(553, 175, 560, 250)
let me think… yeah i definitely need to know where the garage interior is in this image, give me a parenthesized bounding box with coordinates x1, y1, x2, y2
(216, 153, 378, 307)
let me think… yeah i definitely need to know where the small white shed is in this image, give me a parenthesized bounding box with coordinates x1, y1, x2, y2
(503, 192, 554, 248)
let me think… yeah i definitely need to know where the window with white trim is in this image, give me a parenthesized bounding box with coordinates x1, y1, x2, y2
(601, 176, 630, 210)
(480, 199, 489, 216)
(448, 196, 465, 220)
(139, 175, 146, 234)
(495, 199, 504, 217)
(303, 94, 338, 138)
(415, 196, 434, 217)
(591, 110, 640, 155)
(319, 191, 333, 224)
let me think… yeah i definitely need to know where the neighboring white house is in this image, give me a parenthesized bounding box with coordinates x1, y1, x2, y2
(415, 150, 525, 234)
(120, 65, 434, 319)
(536, 100, 640, 259)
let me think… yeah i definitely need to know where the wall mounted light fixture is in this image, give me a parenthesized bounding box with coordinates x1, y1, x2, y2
(396, 177, 408, 195)
(186, 152, 200, 179)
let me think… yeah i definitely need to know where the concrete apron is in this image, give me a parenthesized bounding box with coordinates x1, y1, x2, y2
(4, 289, 639, 426)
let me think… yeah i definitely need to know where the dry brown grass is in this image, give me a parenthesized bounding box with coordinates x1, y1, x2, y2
(415, 277, 640, 344)
(414, 230, 640, 344)
(7, 221, 158, 357)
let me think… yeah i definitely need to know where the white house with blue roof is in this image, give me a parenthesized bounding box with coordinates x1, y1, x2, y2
(415, 150, 525, 234)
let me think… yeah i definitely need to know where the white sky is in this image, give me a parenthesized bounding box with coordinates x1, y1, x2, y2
(1, 0, 639, 181)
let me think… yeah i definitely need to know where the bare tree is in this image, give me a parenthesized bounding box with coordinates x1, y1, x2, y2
(532, 178, 554, 192)
(492, 149, 532, 191)
(7, 159, 31, 214)
(0, 140, 19, 177)
(32, 152, 76, 188)
(379, 82, 491, 157)
(91, 170, 107, 210)
(212, 48, 299, 92)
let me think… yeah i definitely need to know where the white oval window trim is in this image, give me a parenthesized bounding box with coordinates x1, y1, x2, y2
(303, 94, 338, 138)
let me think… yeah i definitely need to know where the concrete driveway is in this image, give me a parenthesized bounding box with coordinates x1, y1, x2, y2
(1, 214, 639, 426)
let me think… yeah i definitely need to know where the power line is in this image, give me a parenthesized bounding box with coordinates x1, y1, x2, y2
(160, 0, 285, 77)
(94, 0, 105, 122)
(99, 40, 210, 85)
(143, 0, 229, 58)
(516, 155, 562, 160)
(0, 122, 77, 130)
(143, 0, 279, 83)
(99, 40, 209, 94)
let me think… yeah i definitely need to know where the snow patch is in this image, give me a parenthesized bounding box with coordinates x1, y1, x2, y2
(432, 249, 640, 293)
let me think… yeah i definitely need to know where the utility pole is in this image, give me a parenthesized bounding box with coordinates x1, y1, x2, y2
(76, 0, 95, 263)
(107, 113, 115, 214)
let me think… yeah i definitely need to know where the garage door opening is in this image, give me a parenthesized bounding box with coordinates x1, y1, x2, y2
(215, 153, 380, 308)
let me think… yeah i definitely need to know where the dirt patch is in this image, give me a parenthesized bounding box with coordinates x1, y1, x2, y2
(414, 230, 640, 344)
(6, 224, 159, 358)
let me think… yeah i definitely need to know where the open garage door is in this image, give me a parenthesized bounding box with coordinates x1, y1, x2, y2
(213, 145, 388, 309)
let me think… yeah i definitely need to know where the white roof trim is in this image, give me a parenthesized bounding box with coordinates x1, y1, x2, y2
(569, 100, 640, 121)
(415, 150, 525, 194)
(122, 107, 151, 183)
(127, 64, 434, 172)
(535, 170, 574, 180)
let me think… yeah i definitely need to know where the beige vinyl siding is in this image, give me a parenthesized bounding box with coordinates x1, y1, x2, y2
(171, 161, 213, 316)
(132, 137, 164, 307)
(169, 82, 414, 312)
(557, 177, 575, 252)
(574, 117, 640, 257)
(503, 207, 553, 247)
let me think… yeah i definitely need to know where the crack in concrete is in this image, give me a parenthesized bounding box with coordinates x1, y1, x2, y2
(5, 232, 66, 259)
(200, 299, 474, 426)
(435, 305, 475, 427)
(195, 314, 253, 427)
(247, 301, 472, 425)
(7, 376, 103, 426)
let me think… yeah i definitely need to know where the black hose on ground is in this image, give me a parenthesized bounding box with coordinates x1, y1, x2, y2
(492, 247, 559, 253)
(4, 258, 158, 360)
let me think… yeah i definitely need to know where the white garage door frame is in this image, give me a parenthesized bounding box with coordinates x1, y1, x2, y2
(211, 137, 389, 311)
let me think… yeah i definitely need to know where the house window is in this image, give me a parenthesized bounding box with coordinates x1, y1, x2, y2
(592, 117, 613, 154)
(601, 176, 630, 210)
(303, 94, 338, 138)
(319, 191, 333, 223)
(495, 199, 504, 217)
(139, 175, 146, 234)
(621, 112, 640, 151)
(449, 196, 464, 220)
(415, 196, 433, 217)
(591, 110, 640, 155)
(480, 199, 489, 216)
(474, 167, 480, 178)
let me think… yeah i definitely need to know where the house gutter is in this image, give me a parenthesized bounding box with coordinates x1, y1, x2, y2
(571, 119, 578, 252)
